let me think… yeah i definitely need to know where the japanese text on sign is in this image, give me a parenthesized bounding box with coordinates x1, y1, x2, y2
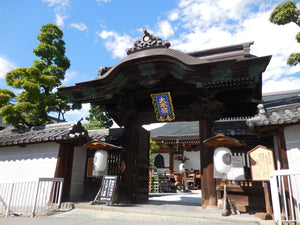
(248, 145, 275, 181)
(96, 176, 117, 203)
(156, 95, 170, 115)
(151, 92, 175, 122)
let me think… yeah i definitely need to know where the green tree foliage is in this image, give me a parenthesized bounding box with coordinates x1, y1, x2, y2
(83, 104, 113, 130)
(270, 1, 300, 66)
(0, 23, 80, 128)
(149, 138, 160, 164)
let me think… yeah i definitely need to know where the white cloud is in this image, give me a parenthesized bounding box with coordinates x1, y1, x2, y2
(55, 14, 68, 27)
(171, 27, 234, 53)
(62, 70, 79, 86)
(0, 55, 16, 79)
(70, 22, 88, 31)
(96, 0, 300, 94)
(99, 30, 134, 58)
(42, 0, 69, 7)
(64, 103, 90, 123)
(166, 0, 300, 94)
(263, 77, 300, 93)
(177, 0, 256, 30)
(168, 11, 179, 21)
(157, 21, 174, 40)
(96, 0, 111, 2)
(42, 0, 70, 27)
(233, 11, 300, 91)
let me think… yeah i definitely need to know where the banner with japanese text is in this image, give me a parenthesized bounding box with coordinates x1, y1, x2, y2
(151, 92, 175, 122)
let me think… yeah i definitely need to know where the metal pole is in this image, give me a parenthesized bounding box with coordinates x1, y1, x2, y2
(5, 183, 14, 217)
(57, 179, 64, 208)
(224, 181, 227, 211)
(31, 179, 40, 217)
(222, 179, 230, 216)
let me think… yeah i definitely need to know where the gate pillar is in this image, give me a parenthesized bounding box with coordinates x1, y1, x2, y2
(199, 119, 217, 208)
(122, 122, 150, 203)
(123, 122, 139, 203)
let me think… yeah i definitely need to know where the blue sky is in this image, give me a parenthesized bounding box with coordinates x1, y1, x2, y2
(1, 0, 300, 126)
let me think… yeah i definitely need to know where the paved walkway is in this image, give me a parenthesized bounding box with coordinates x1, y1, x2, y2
(67, 190, 276, 225)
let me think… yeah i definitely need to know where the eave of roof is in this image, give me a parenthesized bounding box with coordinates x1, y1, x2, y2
(0, 120, 88, 147)
(246, 96, 300, 127)
(187, 42, 254, 59)
(150, 119, 251, 140)
(59, 44, 271, 103)
(87, 128, 124, 143)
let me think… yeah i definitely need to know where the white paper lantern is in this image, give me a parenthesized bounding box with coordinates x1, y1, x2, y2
(94, 150, 108, 172)
(179, 163, 185, 173)
(214, 147, 232, 174)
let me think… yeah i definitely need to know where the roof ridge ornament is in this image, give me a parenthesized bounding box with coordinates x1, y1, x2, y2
(126, 28, 171, 55)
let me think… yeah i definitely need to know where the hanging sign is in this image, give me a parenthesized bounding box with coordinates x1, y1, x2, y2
(150, 92, 175, 122)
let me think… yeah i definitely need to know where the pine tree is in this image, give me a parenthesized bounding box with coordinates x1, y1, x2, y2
(83, 104, 113, 130)
(0, 23, 80, 128)
(270, 1, 300, 66)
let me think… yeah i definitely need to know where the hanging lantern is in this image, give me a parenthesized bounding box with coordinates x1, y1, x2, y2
(213, 147, 232, 174)
(94, 150, 108, 172)
(179, 162, 185, 173)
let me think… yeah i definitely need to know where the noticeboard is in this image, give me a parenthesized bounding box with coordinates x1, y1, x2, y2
(95, 176, 117, 203)
(226, 155, 246, 180)
(248, 145, 275, 181)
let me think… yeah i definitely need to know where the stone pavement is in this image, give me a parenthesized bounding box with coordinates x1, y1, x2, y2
(64, 190, 276, 225)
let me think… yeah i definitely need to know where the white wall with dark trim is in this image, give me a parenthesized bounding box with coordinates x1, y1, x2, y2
(284, 125, 300, 171)
(0, 142, 59, 181)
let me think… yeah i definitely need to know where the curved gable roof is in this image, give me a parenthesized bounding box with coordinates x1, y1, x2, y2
(59, 31, 271, 126)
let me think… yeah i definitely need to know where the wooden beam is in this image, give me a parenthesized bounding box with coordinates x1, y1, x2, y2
(263, 181, 273, 215)
(278, 128, 289, 169)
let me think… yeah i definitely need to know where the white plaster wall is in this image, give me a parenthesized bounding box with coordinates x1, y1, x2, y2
(70, 146, 87, 201)
(0, 142, 59, 181)
(284, 124, 300, 214)
(183, 151, 201, 171)
(151, 151, 201, 173)
(284, 125, 300, 171)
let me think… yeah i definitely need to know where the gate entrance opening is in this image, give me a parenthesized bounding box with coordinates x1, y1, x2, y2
(59, 29, 271, 207)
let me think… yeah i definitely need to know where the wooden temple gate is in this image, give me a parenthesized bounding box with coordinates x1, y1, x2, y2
(59, 29, 271, 207)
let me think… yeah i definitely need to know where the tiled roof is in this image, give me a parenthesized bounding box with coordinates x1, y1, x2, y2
(150, 121, 199, 138)
(0, 120, 88, 147)
(150, 119, 251, 139)
(262, 89, 300, 102)
(246, 96, 300, 127)
(153, 135, 200, 141)
(87, 128, 124, 143)
(213, 118, 251, 136)
(98, 42, 255, 78)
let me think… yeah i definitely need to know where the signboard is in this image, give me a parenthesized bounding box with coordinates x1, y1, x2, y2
(94, 176, 117, 203)
(248, 145, 275, 181)
(151, 92, 175, 122)
(227, 155, 245, 180)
